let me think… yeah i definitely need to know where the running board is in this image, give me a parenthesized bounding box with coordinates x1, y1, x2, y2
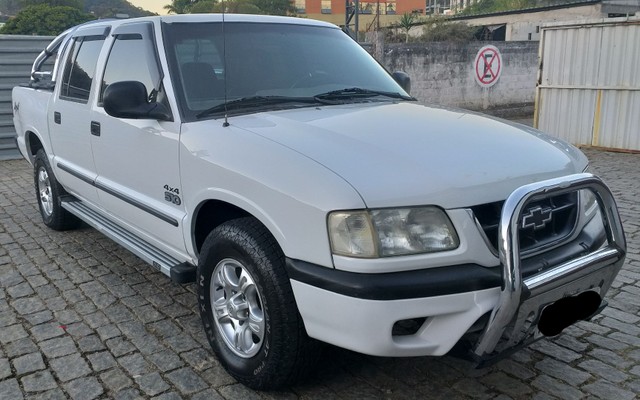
(61, 199, 196, 283)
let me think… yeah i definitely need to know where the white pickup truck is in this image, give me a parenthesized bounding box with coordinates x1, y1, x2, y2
(12, 14, 626, 389)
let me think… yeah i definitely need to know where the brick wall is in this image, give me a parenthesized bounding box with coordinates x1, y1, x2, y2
(380, 41, 539, 117)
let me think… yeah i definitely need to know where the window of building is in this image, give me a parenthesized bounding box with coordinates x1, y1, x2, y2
(386, 2, 395, 14)
(295, 0, 305, 13)
(321, 0, 331, 13)
(60, 37, 104, 102)
(535, 26, 540, 33)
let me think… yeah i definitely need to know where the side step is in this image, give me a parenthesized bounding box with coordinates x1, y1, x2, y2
(61, 199, 196, 283)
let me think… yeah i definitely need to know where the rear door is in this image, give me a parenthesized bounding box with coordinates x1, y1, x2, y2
(49, 26, 109, 204)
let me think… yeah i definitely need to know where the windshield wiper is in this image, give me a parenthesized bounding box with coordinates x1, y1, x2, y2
(195, 95, 324, 119)
(314, 87, 416, 102)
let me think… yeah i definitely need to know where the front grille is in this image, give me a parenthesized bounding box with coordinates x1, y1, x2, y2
(471, 192, 579, 255)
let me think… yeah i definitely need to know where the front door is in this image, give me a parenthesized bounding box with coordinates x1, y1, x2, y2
(91, 22, 187, 258)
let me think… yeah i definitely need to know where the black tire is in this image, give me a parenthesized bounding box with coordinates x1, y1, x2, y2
(197, 217, 318, 389)
(33, 149, 80, 231)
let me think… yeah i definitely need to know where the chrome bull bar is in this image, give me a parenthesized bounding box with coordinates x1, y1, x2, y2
(473, 173, 626, 358)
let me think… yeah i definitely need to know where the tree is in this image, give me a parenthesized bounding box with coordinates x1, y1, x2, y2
(398, 12, 418, 43)
(251, 0, 294, 15)
(164, 0, 198, 14)
(0, 4, 94, 35)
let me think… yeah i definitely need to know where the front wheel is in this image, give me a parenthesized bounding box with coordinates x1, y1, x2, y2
(33, 149, 80, 231)
(197, 218, 318, 389)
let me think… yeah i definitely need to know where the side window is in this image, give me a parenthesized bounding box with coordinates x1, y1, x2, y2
(101, 31, 163, 104)
(60, 37, 104, 102)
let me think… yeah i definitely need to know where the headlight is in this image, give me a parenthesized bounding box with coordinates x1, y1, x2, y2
(580, 166, 599, 220)
(328, 207, 459, 258)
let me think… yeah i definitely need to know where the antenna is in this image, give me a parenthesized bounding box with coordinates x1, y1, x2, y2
(221, 2, 229, 127)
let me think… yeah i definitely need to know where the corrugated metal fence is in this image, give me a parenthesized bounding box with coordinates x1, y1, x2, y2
(535, 17, 640, 152)
(0, 35, 53, 160)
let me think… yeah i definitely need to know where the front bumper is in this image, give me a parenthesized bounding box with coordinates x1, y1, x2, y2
(288, 174, 626, 359)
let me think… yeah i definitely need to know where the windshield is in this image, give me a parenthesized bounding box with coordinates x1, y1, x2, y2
(163, 22, 410, 121)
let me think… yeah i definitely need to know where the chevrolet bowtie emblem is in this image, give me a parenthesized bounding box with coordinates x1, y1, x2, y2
(522, 206, 553, 230)
(13, 102, 19, 112)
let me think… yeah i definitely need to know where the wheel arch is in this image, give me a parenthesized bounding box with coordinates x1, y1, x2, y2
(191, 199, 285, 259)
(25, 130, 45, 163)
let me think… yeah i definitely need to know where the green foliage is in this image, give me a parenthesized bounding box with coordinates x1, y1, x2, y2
(164, 0, 196, 14)
(165, 0, 294, 15)
(398, 12, 419, 43)
(0, 4, 94, 35)
(460, 0, 535, 15)
(421, 17, 479, 41)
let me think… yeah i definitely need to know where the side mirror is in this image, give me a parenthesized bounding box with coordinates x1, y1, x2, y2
(392, 71, 411, 95)
(103, 81, 171, 121)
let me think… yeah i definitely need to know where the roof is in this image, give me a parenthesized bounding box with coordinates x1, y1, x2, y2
(451, 0, 601, 21)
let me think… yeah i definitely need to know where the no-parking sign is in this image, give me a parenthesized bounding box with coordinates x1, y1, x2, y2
(474, 45, 502, 88)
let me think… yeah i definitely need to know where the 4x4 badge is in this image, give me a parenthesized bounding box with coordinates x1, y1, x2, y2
(522, 206, 553, 230)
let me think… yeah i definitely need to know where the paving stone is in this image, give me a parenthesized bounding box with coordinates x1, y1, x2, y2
(40, 336, 77, 358)
(88, 350, 118, 372)
(135, 371, 170, 396)
(118, 353, 152, 376)
(12, 352, 45, 375)
(585, 334, 629, 351)
(97, 324, 121, 341)
(23, 310, 53, 326)
(30, 388, 67, 400)
(149, 319, 180, 339)
(165, 334, 200, 353)
(64, 376, 104, 400)
(166, 367, 209, 395)
(0, 357, 11, 380)
(4, 337, 38, 358)
(583, 380, 637, 400)
(578, 359, 628, 383)
(148, 349, 184, 372)
(107, 336, 137, 357)
(21, 370, 58, 393)
(531, 375, 583, 400)
(54, 309, 81, 325)
(7, 282, 34, 298)
(114, 388, 144, 400)
(534, 358, 591, 386)
(64, 321, 92, 337)
(100, 367, 133, 393)
(11, 297, 46, 315)
(529, 341, 582, 363)
(131, 335, 165, 355)
(0, 323, 28, 344)
(217, 384, 263, 400)
(31, 322, 66, 341)
(181, 348, 216, 372)
(0, 378, 24, 400)
(191, 388, 225, 400)
(0, 310, 17, 327)
(153, 391, 183, 400)
(50, 353, 91, 382)
(588, 348, 634, 369)
(480, 371, 532, 398)
(78, 334, 106, 353)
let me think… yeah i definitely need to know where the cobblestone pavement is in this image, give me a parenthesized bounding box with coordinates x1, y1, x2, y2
(0, 149, 639, 400)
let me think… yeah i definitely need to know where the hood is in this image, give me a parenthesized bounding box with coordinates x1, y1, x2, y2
(231, 102, 587, 209)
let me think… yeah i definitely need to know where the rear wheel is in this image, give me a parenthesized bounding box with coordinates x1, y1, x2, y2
(33, 149, 80, 230)
(197, 217, 318, 389)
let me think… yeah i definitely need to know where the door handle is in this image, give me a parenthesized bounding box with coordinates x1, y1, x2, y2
(54, 112, 61, 124)
(90, 121, 101, 137)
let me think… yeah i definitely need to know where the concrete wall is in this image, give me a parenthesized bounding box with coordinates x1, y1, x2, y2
(380, 40, 539, 116)
(0, 35, 54, 160)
